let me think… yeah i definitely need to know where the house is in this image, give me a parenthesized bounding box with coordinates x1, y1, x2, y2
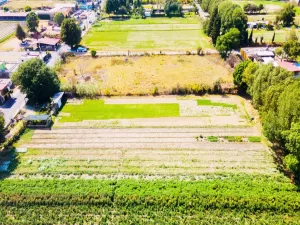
(0, 79, 12, 105)
(0, 12, 29, 21)
(36, 3, 75, 20)
(240, 47, 275, 61)
(276, 61, 300, 77)
(36, 38, 60, 51)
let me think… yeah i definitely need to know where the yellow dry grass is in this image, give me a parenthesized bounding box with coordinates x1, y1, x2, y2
(59, 55, 232, 95)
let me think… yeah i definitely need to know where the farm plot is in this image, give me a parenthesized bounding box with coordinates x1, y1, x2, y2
(14, 126, 277, 176)
(0, 22, 17, 43)
(82, 17, 213, 50)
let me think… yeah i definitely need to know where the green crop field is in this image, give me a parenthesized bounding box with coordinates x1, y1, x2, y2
(82, 17, 213, 50)
(1, 96, 298, 223)
(59, 100, 180, 122)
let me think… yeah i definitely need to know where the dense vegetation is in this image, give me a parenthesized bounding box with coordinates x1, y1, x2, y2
(202, 0, 248, 56)
(1, 175, 300, 223)
(233, 62, 300, 174)
(11, 58, 60, 103)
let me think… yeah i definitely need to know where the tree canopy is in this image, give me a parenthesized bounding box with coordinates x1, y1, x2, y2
(216, 28, 240, 58)
(26, 11, 39, 32)
(24, 6, 31, 12)
(164, 0, 182, 17)
(11, 58, 60, 103)
(276, 3, 295, 27)
(60, 18, 82, 48)
(15, 24, 26, 41)
(233, 60, 300, 174)
(54, 12, 65, 26)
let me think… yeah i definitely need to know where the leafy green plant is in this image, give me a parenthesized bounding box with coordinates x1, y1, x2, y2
(248, 136, 261, 143)
(207, 136, 218, 142)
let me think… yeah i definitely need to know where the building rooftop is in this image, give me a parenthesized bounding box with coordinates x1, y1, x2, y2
(0, 12, 29, 17)
(37, 38, 60, 45)
(0, 79, 11, 91)
(25, 114, 51, 121)
(277, 61, 300, 72)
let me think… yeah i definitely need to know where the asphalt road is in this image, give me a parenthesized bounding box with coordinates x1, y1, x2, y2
(0, 89, 26, 127)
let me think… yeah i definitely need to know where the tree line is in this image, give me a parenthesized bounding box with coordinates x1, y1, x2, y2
(202, 0, 248, 58)
(233, 61, 300, 175)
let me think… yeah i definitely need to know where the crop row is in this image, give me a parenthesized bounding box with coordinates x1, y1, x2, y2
(0, 175, 299, 213)
(1, 206, 300, 224)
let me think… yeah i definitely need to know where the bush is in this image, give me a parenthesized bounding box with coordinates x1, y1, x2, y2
(152, 86, 159, 96)
(248, 136, 262, 142)
(284, 154, 300, 173)
(90, 49, 97, 57)
(207, 136, 218, 142)
(24, 6, 31, 12)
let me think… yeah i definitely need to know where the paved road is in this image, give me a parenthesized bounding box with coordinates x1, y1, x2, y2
(0, 89, 26, 127)
(194, 0, 208, 20)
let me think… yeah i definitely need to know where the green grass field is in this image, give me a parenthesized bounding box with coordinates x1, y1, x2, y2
(82, 17, 213, 50)
(197, 99, 237, 109)
(59, 100, 180, 122)
(233, 0, 300, 15)
(251, 29, 300, 43)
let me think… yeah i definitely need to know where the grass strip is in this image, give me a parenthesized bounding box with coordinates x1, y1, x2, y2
(197, 99, 237, 110)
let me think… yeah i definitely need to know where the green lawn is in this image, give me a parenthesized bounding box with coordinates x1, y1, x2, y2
(59, 100, 180, 122)
(248, 15, 300, 24)
(251, 29, 300, 43)
(82, 17, 213, 50)
(197, 99, 237, 110)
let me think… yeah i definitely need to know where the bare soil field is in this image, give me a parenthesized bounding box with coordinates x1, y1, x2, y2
(59, 55, 232, 96)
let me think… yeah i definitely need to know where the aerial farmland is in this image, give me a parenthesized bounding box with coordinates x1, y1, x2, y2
(1, 0, 300, 223)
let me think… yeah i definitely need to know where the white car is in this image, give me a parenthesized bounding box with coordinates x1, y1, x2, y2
(77, 47, 87, 52)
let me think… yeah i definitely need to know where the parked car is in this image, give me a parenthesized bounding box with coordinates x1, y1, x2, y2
(77, 47, 87, 52)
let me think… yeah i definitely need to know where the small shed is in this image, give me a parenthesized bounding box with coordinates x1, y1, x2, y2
(24, 114, 52, 128)
(37, 38, 60, 51)
(52, 92, 64, 112)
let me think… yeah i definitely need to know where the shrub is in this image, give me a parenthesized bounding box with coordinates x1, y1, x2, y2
(248, 136, 261, 142)
(207, 136, 218, 142)
(91, 49, 97, 57)
(152, 86, 159, 96)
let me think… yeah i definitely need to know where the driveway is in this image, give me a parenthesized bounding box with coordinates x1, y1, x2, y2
(0, 89, 26, 127)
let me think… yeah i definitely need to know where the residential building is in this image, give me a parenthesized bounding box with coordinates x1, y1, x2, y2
(0, 12, 29, 21)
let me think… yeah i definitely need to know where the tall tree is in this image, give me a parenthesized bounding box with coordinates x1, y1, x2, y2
(276, 3, 295, 27)
(207, 6, 218, 36)
(15, 24, 26, 42)
(271, 32, 275, 43)
(54, 12, 65, 26)
(11, 58, 60, 103)
(283, 40, 300, 60)
(211, 13, 221, 45)
(26, 11, 39, 32)
(248, 28, 253, 44)
(60, 18, 82, 49)
(0, 115, 5, 142)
